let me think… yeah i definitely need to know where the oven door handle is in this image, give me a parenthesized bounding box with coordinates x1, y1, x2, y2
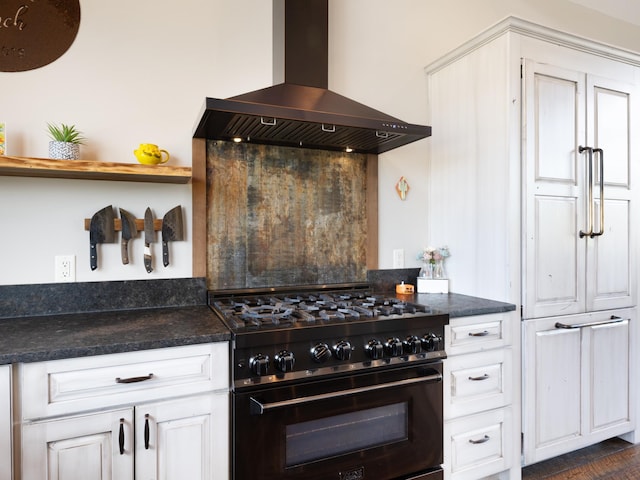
(249, 371, 443, 415)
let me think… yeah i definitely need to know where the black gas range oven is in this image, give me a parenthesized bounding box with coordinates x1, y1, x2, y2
(208, 283, 448, 480)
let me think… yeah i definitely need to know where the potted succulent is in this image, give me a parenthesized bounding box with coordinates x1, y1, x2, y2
(47, 123, 85, 160)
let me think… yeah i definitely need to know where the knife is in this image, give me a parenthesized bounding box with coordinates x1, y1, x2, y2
(144, 207, 154, 273)
(162, 205, 184, 267)
(89, 205, 115, 271)
(119, 208, 138, 265)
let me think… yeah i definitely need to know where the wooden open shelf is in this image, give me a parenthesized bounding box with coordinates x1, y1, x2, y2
(0, 156, 192, 184)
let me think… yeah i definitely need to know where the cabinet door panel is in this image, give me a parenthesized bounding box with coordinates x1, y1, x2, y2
(533, 196, 582, 313)
(535, 72, 580, 183)
(588, 320, 630, 431)
(589, 199, 631, 310)
(22, 409, 134, 480)
(586, 75, 636, 311)
(534, 328, 581, 447)
(523, 61, 586, 319)
(591, 81, 630, 188)
(136, 393, 229, 480)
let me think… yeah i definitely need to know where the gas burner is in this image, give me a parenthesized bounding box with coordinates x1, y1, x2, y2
(212, 288, 432, 330)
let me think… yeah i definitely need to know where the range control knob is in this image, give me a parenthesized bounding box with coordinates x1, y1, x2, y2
(274, 350, 295, 372)
(365, 339, 384, 360)
(384, 337, 404, 357)
(422, 333, 443, 352)
(311, 343, 332, 363)
(403, 335, 422, 354)
(333, 340, 353, 361)
(249, 354, 270, 376)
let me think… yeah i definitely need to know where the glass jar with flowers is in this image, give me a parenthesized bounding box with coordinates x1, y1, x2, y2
(418, 246, 451, 279)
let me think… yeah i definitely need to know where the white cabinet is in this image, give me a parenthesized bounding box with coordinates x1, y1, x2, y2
(18, 343, 229, 480)
(522, 310, 635, 464)
(0, 364, 12, 480)
(426, 16, 640, 473)
(522, 61, 636, 319)
(22, 408, 135, 480)
(443, 312, 517, 480)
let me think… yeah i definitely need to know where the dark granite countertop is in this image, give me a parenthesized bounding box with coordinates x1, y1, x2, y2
(0, 305, 230, 365)
(369, 268, 517, 317)
(0, 278, 230, 365)
(413, 292, 516, 317)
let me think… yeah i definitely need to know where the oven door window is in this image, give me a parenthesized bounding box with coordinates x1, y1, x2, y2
(286, 402, 408, 467)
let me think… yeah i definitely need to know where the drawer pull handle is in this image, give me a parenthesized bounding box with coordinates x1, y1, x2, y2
(115, 373, 154, 384)
(119, 418, 125, 455)
(468, 373, 490, 381)
(469, 330, 490, 337)
(144, 414, 150, 450)
(469, 435, 490, 445)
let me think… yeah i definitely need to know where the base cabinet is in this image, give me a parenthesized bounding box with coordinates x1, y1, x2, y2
(522, 311, 635, 465)
(1, 365, 12, 480)
(443, 312, 518, 480)
(17, 343, 230, 480)
(21, 394, 226, 480)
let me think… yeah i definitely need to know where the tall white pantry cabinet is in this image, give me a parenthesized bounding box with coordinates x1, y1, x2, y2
(425, 16, 640, 476)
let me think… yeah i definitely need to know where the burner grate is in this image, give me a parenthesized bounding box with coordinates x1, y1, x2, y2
(212, 289, 432, 330)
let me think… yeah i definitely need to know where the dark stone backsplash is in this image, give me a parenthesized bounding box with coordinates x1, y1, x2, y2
(0, 277, 207, 319)
(368, 268, 421, 292)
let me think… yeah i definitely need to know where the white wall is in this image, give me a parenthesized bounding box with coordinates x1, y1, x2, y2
(1, 0, 639, 286)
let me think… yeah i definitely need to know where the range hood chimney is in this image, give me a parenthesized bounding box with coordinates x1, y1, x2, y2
(193, 0, 431, 154)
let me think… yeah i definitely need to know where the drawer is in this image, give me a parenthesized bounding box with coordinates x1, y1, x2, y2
(19, 342, 229, 420)
(444, 349, 512, 419)
(446, 313, 513, 356)
(444, 407, 513, 480)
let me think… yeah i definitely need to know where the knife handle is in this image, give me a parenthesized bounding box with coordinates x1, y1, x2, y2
(121, 239, 130, 265)
(90, 242, 98, 271)
(162, 241, 169, 267)
(144, 243, 153, 273)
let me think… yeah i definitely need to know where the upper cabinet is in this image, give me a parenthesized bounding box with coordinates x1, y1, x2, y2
(424, 16, 640, 313)
(0, 156, 192, 184)
(522, 61, 637, 318)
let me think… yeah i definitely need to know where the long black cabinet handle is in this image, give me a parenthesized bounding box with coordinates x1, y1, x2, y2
(591, 148, 605, 238)
(119, 418, 125, 455)
(579, 146, 594, 238)
(115, 373, 153, 384)
(144, 414, 150, 449)
(555, 315, 624, 329)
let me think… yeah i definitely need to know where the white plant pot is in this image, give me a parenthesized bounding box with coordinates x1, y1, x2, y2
(49, 141, 80, 160)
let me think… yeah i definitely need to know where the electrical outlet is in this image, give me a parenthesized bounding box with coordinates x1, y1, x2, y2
(392, 249, 404, 268)
(55, 255, 76, 282)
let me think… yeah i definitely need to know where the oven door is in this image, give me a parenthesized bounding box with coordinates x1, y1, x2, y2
(233, 361, 443, 480)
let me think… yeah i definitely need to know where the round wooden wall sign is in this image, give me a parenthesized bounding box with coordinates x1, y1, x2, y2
(1, 0, 81, 72)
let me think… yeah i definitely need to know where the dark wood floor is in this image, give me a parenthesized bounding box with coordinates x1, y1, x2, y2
(522, 438, 640, 479)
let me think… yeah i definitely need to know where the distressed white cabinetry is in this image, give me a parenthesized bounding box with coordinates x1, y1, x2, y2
(426, 16, 639, 476)
(17, 343, 229, 480)
(443, 312, 517, 480)
(522, 310, 635, 464)
(0, 364, 11, 480)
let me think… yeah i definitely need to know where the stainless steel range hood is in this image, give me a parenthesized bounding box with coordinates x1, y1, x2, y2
(193, 0, 431, 154)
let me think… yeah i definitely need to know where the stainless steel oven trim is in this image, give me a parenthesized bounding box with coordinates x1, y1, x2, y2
(249, 370, 443, 414)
